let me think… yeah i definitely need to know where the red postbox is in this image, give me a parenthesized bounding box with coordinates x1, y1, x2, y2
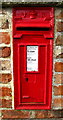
(13, 7, 54, 109)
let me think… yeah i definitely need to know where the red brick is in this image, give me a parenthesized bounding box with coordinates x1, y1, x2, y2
(56, 11, 63, 19)
(54, 85, 63, 96)
(0, 99, 12, 108)
(0, 9, 7, 14)
(1, 110, 63, 119)
(0, 47, 11, 58)
(0, 87, 12, 97)
(48, 110, 62, 118)
(53, 98, 63, 108)
(2, 20, 9, 29)
(0, 32, 10, 44)
(48, 111, 56, 118)
(56, 53, 63, 58)
(54, 74, 63, 84)
(0, 60, 11, 70)
(2, 110, 30, 119)
(55, 62, 63, 72)
(35, 110, 63, 119)
(35, 111, 48, 118)
(0, 74, 12, 84)
(55, 34, 63, 45)
(57, 22, 63, 32)
(0, 99, 2, 107)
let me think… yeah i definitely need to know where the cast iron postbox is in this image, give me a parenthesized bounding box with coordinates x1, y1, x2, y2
(13, 7, 54, 109)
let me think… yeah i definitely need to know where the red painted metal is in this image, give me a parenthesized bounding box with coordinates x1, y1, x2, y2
(13, 7, 54, 109)
(16, 23, 51, 28)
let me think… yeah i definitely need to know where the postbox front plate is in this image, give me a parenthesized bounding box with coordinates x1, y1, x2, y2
(13, 7, 54, 109)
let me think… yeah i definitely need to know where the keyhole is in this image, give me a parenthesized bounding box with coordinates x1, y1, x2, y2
(26, 78, 28, 82)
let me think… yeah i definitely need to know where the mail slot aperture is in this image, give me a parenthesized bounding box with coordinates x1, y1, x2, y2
(16, 27, 50, 31)
(13, 7, 54, 109)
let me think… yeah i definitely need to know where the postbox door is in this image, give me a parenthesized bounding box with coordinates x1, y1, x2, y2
(20, 45, 47, 104)
(13, 34, 52, 106)
(14, 33, 53, 109)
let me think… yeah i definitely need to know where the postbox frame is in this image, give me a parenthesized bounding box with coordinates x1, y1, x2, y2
(13, 7, 54, 110)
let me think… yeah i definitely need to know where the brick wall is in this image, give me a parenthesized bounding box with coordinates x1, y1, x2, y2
(0, 7, 63, 119)
(53, 8, 63, 109)
(0, 8, 13, 119)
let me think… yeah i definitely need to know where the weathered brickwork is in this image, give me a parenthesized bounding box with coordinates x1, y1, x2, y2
(53, 85, 63, 95)
(56, 34, 63, 45)
(0, 7, 13, 119)
(0, 99, 12, 108)
(0, 32, 10, 44)
(0, 74, 12, 84)
(55, 62, 63, 72)
(53, 8, 63, 111)
(54, 74, 63, 84)
(1, 110, 63, 119)
(0, 7, 63, 119)
(52, 98, 63, 108)
(0, 47, 11, 58)
(0, 60, 11, 70)
(57, 22, 63, 32)
(0, 87, 12, 97)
